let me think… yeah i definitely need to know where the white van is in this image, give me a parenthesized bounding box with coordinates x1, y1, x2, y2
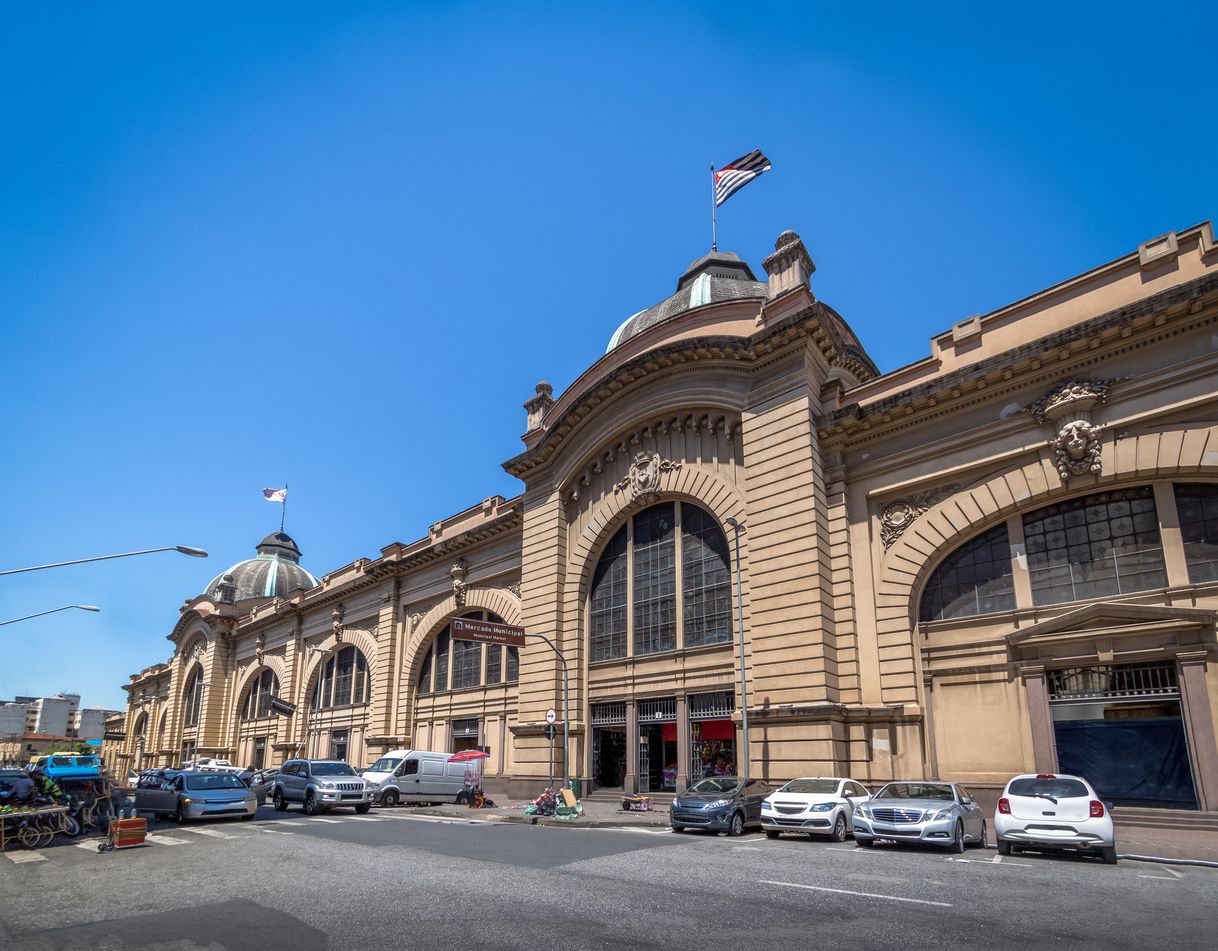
(361, 749, 471, 806)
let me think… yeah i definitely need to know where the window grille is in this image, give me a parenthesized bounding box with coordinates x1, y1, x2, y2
(638, 698, 677, 722)
(485, 645, 502, 685)
(919, 524, 1015, 622)
(590, 702, 626, 726)
(634, 504, 677, 655)
(1047, 662, 1179, 702)
(689, 691, 734, 720)
(452, 718, 480, 737)
(1174, 483, 1218, 584)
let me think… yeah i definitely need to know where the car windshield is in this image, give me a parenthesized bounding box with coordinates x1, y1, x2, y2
(1009, 777, 1089, 799)
(311, 762, 357, 776)
(779, 779, 839, 795)
(688, 777, 741, 794)
(368, 757, 402, 773)
(185, 774, 246, 790)
(51, 757, 74, 766)
(875, 783, 954, 801)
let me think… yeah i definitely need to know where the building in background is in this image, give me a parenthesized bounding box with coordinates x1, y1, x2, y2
(0, 693, 121, 765)
(116, 222, 1218, 814)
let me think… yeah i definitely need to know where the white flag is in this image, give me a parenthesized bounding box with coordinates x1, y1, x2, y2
(263, 487, 287, 503)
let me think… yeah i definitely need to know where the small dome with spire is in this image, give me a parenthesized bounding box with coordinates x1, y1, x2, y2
(205, 531, 318, 603)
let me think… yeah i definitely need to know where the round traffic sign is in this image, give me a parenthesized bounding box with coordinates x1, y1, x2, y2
(545, 708, 557, 724)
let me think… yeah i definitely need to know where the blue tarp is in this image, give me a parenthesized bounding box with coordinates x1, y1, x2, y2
(1053, 717, 1198, 809)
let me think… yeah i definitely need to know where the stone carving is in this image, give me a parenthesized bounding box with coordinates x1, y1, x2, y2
(879, 484, 963, 548)
(254, 635, 266, 668)
(613, 451, 681, 499)
(187, 640, 206, 665)
(332, 605, 344, 644)
(504, 581, 521, 599)
(451, 559, 468, 608)
(409, 611, 426, 632)
(1027, 378, 1115, 482)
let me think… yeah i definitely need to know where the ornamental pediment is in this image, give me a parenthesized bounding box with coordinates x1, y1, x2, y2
(1006, 602, 1215, 648)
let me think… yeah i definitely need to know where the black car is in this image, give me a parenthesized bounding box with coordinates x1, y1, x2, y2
(671, 777, 772, 836)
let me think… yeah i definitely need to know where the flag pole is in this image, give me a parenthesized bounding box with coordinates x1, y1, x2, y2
(280, 483, 288, 533)
(710, 163, 718, 252)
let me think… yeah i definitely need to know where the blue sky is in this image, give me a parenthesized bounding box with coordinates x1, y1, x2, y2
(2, 2, 1215, 712)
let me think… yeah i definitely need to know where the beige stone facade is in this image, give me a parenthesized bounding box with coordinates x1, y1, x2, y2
(116, 222, 1218, 809)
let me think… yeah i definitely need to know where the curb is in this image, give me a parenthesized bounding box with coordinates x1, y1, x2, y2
(1118, 853, 1218, 868)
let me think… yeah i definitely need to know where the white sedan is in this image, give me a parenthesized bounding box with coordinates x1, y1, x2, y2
(761, 776, 871, 842)
(994, 773, 1117, 864)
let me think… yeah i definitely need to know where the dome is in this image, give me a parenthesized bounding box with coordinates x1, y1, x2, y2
(205, 532, 319, 603)
(606, 250, 767, 352)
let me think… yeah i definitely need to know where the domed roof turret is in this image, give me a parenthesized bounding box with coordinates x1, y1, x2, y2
(205, 531, 319, 603)
(606, 249, 767, 351)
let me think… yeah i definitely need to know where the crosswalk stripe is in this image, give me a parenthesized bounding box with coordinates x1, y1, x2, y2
(252, 826, 295, 835)
(307, 818, 342, 824)
(74, 840, 101, 851)
(146, 834, 190, 845)
(5, 852, 47, 863)
(176, 827, 239, 839)
(340, 816, 383, 822)
(268, 820, 308, 827)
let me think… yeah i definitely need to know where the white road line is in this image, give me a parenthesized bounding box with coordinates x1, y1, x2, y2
(760, 879, 953, 908)
(5, 852, 47, 864)
(267, 820, 308, 827)
(307, 818, 343, 824)
(946, 857, 1034, 868)
(340, 816, 383, 822)
(74, 840, 101, 851)
(826, 846, 883, 855)
(176, 827, 239, 839)
(252, 827, 295, 835)
(146, 835, 190, 845)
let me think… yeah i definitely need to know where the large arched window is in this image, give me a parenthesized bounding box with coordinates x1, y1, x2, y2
(1024, 486, 1165, 605)
(241, 668, 280, 720)
(182, 666, 204, 727)
(132, 712, 148, 743)
(1173, 483, 1218, 583)
(416, 611, 509, 694)
(311, 646, 369, 709)
(588, 501, 732, 662)
(919, 524, 1015, 622)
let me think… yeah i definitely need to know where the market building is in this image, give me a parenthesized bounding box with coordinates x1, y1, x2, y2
(117, 222, 1218, 811)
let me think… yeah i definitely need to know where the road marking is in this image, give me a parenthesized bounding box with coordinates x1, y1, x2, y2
(1139, 867, 1184, 881)
(760, 879, 952, 907)
(268, 820, 308, 827)
(946, 857, 1034, 868)
(252, 826, 295, 835)
(74, 840, 102, 851)
(825, 846, 883, 855)
(340, 816, 383, 822)
(307, 818, 343, 824)
(5, 852, 47, 864)
(146, 834, 190, 845)
(177, 827, 239, 839)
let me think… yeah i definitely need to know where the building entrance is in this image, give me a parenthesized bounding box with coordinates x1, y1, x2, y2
(591, 702, 627, 790)
(1049, 663, 1198, 809)
(637, 698, 677, 793)
(690, 691, 737, 779)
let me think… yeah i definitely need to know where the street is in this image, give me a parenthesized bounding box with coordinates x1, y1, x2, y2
(2, 807, 1215, 950)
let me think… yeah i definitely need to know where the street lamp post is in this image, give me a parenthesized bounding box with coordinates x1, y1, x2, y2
(0, 545, 208, 576)
(0, 604, 100, 627)
(725, 517, 750, 782)
(307, 646, 336, 760)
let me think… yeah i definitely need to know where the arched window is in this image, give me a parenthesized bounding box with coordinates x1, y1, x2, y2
(182, 666, 204, 727)
(1023, 486, 1165, 605)
(311, 646, 369, 709)
(132, 712, 148, 742)
(156, 709, 168, 748)
(241, 669, 280, 720)
(588, 501, 732, 661)
(1173, 483, 1218, 583)
(919, 524, 1015, 622)
(416, 611, 506, 694)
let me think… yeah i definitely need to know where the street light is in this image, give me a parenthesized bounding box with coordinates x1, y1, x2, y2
(0, 545, 208, 576)
(725, 517, 750, 782)
(306, 646, 335, 759)
(0, 604, 100, 627)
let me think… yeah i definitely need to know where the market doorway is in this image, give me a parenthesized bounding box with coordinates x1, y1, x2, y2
(592, 726, 627, 790)
(690, 691, 737, 780)
(640, 723, 678, 792)
(1049, 663, 1198, 809)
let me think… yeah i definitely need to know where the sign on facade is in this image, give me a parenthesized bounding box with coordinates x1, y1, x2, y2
(269, 697, 298, 717)
(452, 617, 526, 647)
(545, 708, 557, 724)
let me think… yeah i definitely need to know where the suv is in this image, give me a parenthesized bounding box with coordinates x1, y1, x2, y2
(271, 759, 373, 815)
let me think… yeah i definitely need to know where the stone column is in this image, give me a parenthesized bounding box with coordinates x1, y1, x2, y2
(1154, 482, 1192, 588)
(922, 675, 940, 780)
(676, 695, 691, 792)
(1019, 665, 1057, 773)
(1176, 651, 1218, 811)
(624, 701, 638, 793)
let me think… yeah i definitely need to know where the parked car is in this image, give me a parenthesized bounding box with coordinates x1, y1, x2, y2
(236, 769, 274, 806)
(761, 777, 871, 841)
(852, 781, 986, 852)
(994, 773, 1116, 864)
(186, 757, 245, 774)
(361, 750, 469, 806)
(29, 754, 102, 781)
(671, 776, 772, 836)
(272, 759, 374, 815)
(134, 769, 256, 823)
(136, 768, 183, 789)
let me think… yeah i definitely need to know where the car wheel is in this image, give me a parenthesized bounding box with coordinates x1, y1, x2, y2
(355, 804, 371, 815)
(949, 820, 965, 854)
(855, 836, 874, 848)
(764, 830, 780, 839)
(381, 788, 399, 807)
(1100, 846, 1118, 865)
(241, 814, 255, 822)
(672, 825, 685, 833)
(728, 811, 745, 837)
(970, 820, 987, 849)
(996, 837, 1011, 856)
(455, 790, 471, 806)
(831, 813, 848, 843)
(175, 804, 187, 825)
(303, 792, 319, 816)
(272, 790, 287, 812)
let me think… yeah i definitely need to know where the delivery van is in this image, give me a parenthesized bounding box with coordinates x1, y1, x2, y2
(361, 749, 470, 806)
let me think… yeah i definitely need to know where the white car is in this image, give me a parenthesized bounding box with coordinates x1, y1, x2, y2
(761, 776, 871, 841)
(994, 773, 1116, 864)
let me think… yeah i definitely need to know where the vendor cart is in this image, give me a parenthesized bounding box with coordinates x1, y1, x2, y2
(0, 804, 71, 850)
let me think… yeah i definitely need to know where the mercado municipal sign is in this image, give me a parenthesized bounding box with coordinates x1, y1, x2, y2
(452, 617, 526, 647)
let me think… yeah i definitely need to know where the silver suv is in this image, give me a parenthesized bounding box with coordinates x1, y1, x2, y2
(271, 759, 374, 815)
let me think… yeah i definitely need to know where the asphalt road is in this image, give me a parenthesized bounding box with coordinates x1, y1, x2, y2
(2, 805, 1215, 951)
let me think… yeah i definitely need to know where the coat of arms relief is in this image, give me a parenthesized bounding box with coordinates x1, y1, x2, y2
(612, 451, 681, 499)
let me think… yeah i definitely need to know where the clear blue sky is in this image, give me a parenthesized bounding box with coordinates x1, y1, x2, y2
(2, 2, 1215, 712)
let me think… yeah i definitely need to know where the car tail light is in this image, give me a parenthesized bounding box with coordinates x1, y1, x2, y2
(998, 798, 1011, 814)
(1089, 800, 1105, 818)
(1035, 774, 1056, 780)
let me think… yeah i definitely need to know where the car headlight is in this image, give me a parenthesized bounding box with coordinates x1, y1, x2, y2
(810, 803, 836, 812)
(933, 808, 954, 820)
(855, 805, 871, 817)
(319, 782, 335, 790)
(761, 802, 773, 811)
(707, 799, 731, 809)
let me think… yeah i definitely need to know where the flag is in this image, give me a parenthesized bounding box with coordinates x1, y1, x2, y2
(263, 487, 287, 503)
(714, 149, 771, 207)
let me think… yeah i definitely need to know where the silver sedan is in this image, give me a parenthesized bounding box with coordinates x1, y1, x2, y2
(135, 770, 256, 823)
(852, 781, 986, 852)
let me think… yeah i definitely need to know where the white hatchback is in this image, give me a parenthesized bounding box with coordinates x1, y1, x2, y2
(994, 773, 1117, 864)
(761, 777, 871, 841)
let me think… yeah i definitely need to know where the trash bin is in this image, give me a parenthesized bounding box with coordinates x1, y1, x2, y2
(569, 778, 582, 800)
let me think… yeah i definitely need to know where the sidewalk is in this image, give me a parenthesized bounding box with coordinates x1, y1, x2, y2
(404, 799, 1218, 865)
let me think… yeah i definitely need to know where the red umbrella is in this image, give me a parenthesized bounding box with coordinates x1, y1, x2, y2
(448, 750, 490, 763)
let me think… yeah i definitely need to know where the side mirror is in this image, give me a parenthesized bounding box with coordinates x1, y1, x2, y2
(961, 798, 974, 806)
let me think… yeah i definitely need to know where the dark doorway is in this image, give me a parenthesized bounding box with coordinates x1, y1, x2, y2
(641, 724, 678, 792)
(592, 726, 626, 790)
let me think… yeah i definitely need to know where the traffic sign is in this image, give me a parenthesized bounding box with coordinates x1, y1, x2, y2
(545, 724, 556, 741)
(545, 708, 557, 724)
(452, 617, 526, 647)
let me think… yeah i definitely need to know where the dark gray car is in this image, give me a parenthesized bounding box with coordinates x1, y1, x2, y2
(671, 777, 771, 836)
(271, 759, 373, 815)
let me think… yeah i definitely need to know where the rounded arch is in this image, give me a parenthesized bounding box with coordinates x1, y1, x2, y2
(301, 643, 373, 711)
(177, 629, 210, 667)
(131, 711, 148, 745)
(402, 586, 522, 688)
(181, 663, 205, 728)
(155, 708, 168, 749)
(236, 665, 282, 720)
